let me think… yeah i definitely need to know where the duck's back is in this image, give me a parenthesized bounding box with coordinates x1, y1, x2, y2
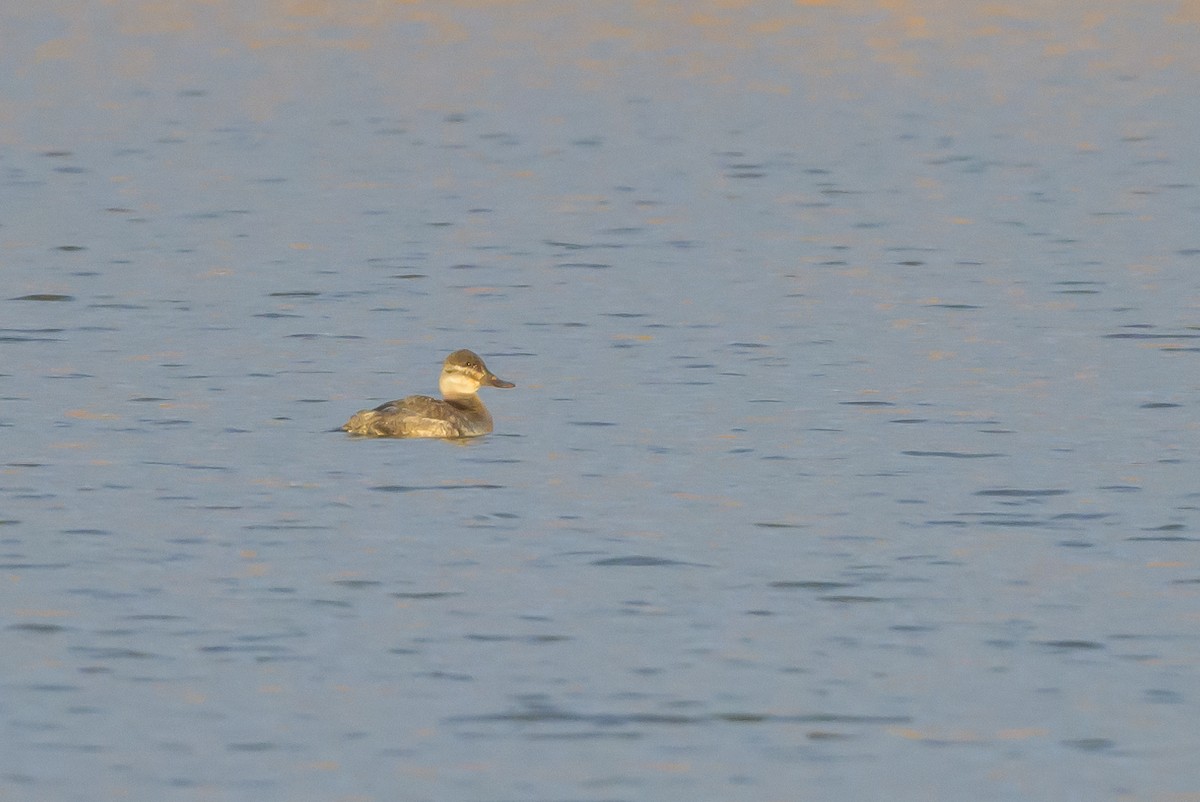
(341, 394, 491, 438)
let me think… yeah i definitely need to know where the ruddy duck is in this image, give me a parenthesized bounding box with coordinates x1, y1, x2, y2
(341, 349, 515, 438)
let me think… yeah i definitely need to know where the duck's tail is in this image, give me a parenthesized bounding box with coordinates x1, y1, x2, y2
(342, 410, 391, 436)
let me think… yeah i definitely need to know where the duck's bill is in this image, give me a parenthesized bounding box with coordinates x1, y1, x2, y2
(487, 373, 515, 388)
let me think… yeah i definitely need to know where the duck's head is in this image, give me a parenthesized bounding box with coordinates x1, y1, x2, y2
(439, 349, 516, 398)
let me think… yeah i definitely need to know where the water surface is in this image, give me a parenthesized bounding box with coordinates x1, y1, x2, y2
(2, 3, 1199, 800)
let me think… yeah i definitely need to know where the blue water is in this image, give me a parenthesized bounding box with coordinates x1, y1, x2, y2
(2, 3, 1199, 800)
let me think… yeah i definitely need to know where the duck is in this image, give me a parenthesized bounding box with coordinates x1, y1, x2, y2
(342, 349, 515, 438)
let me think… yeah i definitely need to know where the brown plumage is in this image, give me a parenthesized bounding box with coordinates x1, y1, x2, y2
(342, 349, 514, 438)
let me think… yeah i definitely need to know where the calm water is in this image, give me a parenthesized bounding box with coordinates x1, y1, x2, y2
(3, 3, 1199, 800)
